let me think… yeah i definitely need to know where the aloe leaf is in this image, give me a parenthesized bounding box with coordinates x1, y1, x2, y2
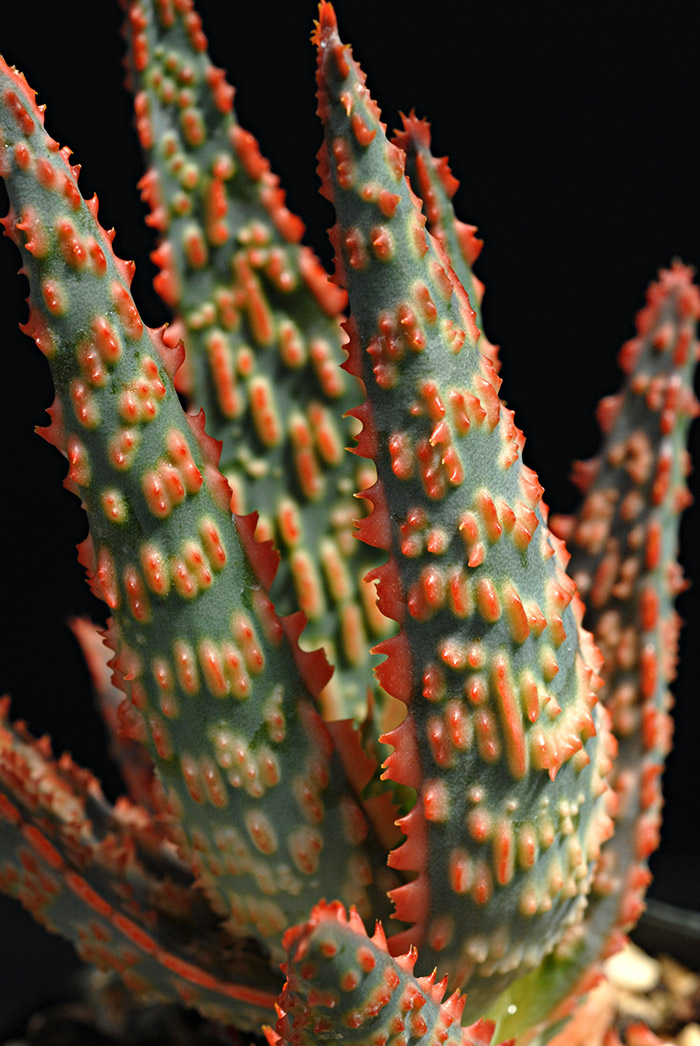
(314, 5, 615, 1019)
(0, 52, 397, 972)
(121, 0, 395, 727)
(0, 699, 281, 1029)
(489, 264, 700, 1043)
(393, 114, 500, 374)
(275, 901, 506, 1046)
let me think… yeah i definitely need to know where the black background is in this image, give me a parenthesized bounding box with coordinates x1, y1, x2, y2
(0, 0, 699, 1020)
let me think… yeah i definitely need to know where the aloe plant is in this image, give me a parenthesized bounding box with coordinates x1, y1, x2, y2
(0, 3, 697, 1044)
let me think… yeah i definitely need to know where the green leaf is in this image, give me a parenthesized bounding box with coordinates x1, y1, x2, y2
(122, 0, 395, 726)
(0, 52, 397, 970)
(314, 5, 615, 1018)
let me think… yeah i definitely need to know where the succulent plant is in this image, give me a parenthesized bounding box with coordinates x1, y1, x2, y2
(0, 3, 697, 1044)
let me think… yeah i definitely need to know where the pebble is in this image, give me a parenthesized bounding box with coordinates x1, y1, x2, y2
(677, 1025, 700, 1046)
(605, 941, 662, 993)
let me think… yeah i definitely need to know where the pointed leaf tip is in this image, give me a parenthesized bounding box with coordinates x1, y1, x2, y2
(313, 1, 338, 44)
(393, 110, 433, 150)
